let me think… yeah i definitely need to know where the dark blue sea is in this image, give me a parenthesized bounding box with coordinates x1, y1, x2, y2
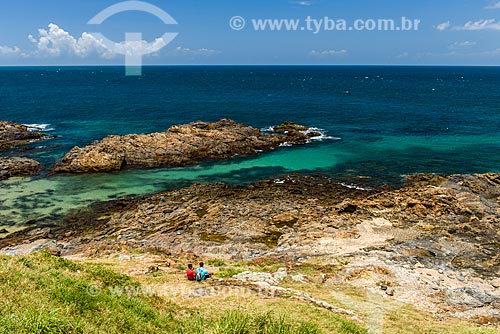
(1, 65, 500, 227)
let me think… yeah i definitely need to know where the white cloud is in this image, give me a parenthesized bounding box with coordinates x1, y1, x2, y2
(436, 21, 451, 31)
(174, 47, 221, 56)
(29, 23, 152, 59)
(420, 48, 500, 58)
(0, 46, 22, 56)
(459, 19, 500, 30)
(113, 38, 168, 58)
(290, 1, 312, 6)
(309, 49, 348, 57)
(477, 48, 500, 56)
(0, 45, 29, 58)
(1, 23, 210, 61)
(437, 19, 500, 31)
(485, 1, 500, 9)
(449, 41, 477, 49)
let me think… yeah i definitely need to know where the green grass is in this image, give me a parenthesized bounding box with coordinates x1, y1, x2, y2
(0, 252, 364, 334)
(207, 259, 227, 267)
(176, 311, 322, 334)
(215, 267, 245, 278)
(2, 252, 493, 334)
(0, 252, 170, 334)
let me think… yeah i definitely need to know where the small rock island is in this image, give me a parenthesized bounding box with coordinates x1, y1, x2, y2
(53, 119, 320, 173)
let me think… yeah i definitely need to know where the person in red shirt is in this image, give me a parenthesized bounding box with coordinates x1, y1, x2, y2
(186, 263, 196, 281)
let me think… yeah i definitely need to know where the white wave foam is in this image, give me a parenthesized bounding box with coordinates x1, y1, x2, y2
(262, 125, 341, 143)
(339, 182, 373, 191)
(274, 176, 297, 184)
(300, 127, 341, 142)
(279, 142, 293, 147)
(260, 126, 275, 132)
(23, 123, 54, 132)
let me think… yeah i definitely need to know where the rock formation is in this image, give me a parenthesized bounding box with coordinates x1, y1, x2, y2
(0, 121, 51, 180)
(3, 172, 500, 320)
(0, 157, 40, 180)
(0, 121, 48, 151)
(53, 119, 320, 174)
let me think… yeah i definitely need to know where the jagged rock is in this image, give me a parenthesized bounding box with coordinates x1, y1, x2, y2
(273, 121, 309, 134)
(447, 287, 499, 308)
(0, 121, 49, 151)
(272, 211, 298, 227)
(0, 157, 40, 180)
(273, 122, 322, 145)
(53, 119, 316, 174)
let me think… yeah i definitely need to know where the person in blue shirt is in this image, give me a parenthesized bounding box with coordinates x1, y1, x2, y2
(195, 262, 210, 281)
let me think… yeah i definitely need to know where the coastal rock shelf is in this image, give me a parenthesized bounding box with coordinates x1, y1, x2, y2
(53, 119, 320, 173)
(3, 172, 500, 320)
(0, 121, 49, 152)
(0, 157, 40, 180)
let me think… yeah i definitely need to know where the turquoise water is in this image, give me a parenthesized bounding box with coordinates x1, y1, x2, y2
(1, 66, 500, 228)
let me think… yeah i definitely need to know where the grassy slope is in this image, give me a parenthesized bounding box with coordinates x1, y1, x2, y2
(0, 252, 363, 334)
(0, 252, 498, 334)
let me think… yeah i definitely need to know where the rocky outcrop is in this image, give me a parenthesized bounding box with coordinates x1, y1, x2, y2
(0, 157, 40, 180)
(0, 121, 48, 151)
(273, 121, 309, 134)
(53, 119, 320, 174)
(273, 121, 321, 144)
(4, 172, 500, 320)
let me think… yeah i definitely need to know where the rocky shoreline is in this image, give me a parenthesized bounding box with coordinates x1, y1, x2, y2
(0, 119, 318, 179)
(0, 121, 52, 180)
(53, 119, 320, 174)
(1, 172, 500, 321)
(2, 118, 500, 322)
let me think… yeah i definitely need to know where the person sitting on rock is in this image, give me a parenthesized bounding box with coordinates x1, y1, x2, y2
(195, 262, 210, 281)
(186, 263, 196, 281)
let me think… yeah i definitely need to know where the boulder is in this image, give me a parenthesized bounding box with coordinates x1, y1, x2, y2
(0, 157, 40, 180)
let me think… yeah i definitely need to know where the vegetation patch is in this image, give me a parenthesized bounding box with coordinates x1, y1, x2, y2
(0, 251, 367, 334)
(200, 233, 229, 243)
(215, 267, 245, 278)
(252, 232, 283, 248)
(207, 259, 227, 267)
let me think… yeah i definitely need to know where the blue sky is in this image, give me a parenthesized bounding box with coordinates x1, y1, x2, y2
(1, 0, 500, 65)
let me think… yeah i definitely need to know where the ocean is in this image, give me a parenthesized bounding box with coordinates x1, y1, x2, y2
(1, 65, 500, 227)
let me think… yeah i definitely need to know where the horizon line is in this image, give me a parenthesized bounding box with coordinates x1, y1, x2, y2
(1, 64, 500, 68)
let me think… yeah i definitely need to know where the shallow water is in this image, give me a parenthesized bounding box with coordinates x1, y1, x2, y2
(1, 65, 500, 228)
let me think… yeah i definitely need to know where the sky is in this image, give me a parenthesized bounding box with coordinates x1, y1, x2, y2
(1, 0, 500, 66)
